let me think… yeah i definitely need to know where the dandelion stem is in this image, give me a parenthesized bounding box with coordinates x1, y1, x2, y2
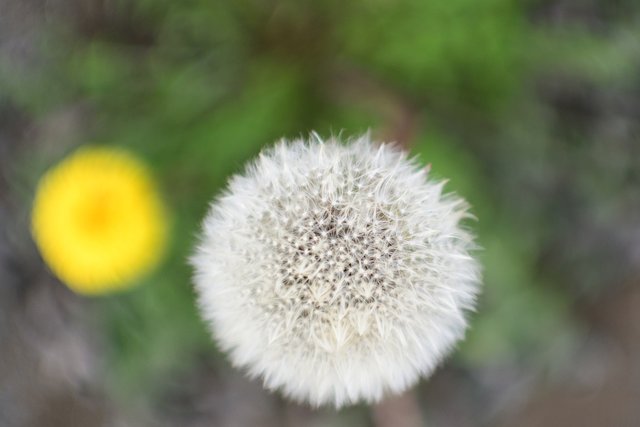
(372, 390, 425, 427)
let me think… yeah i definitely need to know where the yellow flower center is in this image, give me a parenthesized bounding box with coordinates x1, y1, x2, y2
(79, 190, 113, 233)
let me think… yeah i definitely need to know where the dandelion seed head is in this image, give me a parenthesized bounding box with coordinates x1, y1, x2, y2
(191, 134, 480, 407)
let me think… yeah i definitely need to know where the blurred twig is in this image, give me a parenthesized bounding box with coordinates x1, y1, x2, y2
(326, 65, 421, 149)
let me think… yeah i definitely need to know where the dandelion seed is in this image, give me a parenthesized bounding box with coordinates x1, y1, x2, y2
(191, 134, 480, 407)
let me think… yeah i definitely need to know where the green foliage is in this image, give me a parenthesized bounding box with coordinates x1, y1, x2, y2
(11, 0, 634, 409)
(531, 26, 640, 85)
(339, 0, 525, 109)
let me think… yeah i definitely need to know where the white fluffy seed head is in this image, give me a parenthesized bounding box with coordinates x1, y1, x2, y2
(191, 133, 481, 407)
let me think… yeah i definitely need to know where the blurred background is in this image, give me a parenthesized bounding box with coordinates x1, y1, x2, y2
(1, 0, 640, 426)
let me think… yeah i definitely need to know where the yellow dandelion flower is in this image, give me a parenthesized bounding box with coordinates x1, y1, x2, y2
(31, 146, 168, 295)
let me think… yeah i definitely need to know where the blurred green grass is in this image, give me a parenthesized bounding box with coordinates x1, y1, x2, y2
(5, 0, 639, 412)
